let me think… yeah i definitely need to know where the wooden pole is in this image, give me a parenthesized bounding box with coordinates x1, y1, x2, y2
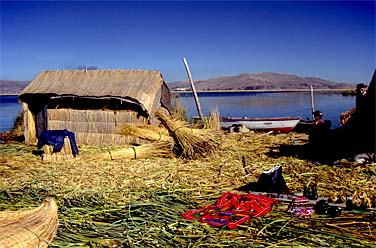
(182, 57, 204, 120)
(310, 85, 315, 120)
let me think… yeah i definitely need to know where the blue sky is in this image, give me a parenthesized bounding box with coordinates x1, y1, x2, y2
(1, 1, 375, 83)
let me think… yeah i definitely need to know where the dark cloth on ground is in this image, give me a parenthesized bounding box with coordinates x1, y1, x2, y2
(37, 130, 79, 156)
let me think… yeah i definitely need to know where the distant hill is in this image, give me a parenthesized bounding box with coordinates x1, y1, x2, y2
(0, 80, 30, 95)
(0, 72, 355, 95)
(168, 72, 355, 91)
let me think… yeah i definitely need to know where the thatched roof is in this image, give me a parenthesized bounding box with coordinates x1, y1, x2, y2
(19, 69, 170, 115)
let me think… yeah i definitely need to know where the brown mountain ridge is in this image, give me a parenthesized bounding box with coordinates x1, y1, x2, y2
(0, 80, 31, 95)
(168, 72, 355, 91)
(1, 72, 355, 95)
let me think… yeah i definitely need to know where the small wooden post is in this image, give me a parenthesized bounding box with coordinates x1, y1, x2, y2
(310, 85, 315, 120)
(183, 57, 204, 120)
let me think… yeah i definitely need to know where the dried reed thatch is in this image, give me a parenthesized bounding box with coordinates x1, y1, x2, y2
(170, 96, 189, 121)
(0, 198, 59, 248)
(340, 107, 356, 126)
(205, 109, 221, 131)
(352, 191, 373, 209)
(1, 132, 375, 247)
(19, 69, 170, 116)
(117, 124, 172, 143)
(95, 141, 173, 160)
(155, 108, 221, 159)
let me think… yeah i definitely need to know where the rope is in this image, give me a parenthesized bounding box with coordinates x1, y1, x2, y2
(131, 146, 137, 159)
(173, 126, 184, 134)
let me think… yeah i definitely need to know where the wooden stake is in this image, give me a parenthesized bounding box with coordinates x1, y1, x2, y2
(182, 57, 204, 120)
(310, 85, 315, 120)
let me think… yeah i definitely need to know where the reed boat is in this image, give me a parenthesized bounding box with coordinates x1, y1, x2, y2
(220, 116, 301, 133)
(0, 198, 59, 248)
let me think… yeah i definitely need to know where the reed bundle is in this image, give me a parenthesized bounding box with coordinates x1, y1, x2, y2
(0, 198, 59, 248)
(170, 96, 189, 121)
(352, 191, 373, 209)
(117, 124, 173, 143)
(96, 141, 173, 160)
(340, 107, 356, 126)
(206, 109, 221, 131)
(155, 108, 221, 159)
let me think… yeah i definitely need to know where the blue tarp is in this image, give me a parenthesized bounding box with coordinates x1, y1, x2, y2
(37, 130, 79, 156)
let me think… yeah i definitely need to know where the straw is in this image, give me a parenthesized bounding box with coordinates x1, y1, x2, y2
(94, 141, 173, 160)
(117, 124, 172, 143)
(0, 131, 375, 247)
(155, 108, 222, 159)
(0, 198, 59, 248)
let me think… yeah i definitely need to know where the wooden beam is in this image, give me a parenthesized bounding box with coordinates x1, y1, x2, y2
(182, 57, 204, 120)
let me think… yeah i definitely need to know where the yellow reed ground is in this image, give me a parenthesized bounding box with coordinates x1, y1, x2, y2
(0, 131, 375, 247)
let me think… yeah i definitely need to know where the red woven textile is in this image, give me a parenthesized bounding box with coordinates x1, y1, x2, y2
(181, 192, 277, 229)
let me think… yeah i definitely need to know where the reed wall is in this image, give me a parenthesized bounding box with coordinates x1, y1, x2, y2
(23, 103, 37, 145)
(47, 109, 150, 145)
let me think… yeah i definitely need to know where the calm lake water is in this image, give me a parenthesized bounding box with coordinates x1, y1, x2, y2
(0, 95, 22, 133)
(0, 93, 355, 133)
(176, 92, 355, 129)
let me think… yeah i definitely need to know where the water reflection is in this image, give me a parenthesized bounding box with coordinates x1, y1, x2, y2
(177, 92, 355, 128)
(0, 96, 22, 133)
(0, 93, 356, 132)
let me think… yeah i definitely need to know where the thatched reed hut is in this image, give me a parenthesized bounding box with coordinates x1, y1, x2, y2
(19, 69, 171, 145)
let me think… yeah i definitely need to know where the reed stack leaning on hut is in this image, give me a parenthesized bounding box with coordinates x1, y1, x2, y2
(115, 111, 222, 160)
(155, 108, 222, 159)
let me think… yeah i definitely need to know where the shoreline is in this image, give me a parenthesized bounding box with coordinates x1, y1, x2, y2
(172, 88, 354, 94)
(0, 88, 354, 96)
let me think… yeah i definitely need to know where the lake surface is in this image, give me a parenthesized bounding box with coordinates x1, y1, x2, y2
(0, 95, 22, 133)
(0, 92, 355, 133)
(176, 92, 355, 128)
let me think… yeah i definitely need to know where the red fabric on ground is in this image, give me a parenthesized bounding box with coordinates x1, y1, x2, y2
(181, 192, 277, 229)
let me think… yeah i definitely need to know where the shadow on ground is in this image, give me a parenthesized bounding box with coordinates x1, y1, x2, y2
(267, 137, 375, 165)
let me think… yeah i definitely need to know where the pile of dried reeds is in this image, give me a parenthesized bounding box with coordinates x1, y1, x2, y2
(0, 198, 58, 248)
(94, 141, 173, 160)
(3, 187, 375, 248)
(117, 124, 172, 143)
(340, 107, 356, 126)
(155, 108, 221, 159)
(0, 132, 375, 247)
(205, 109, 221, 131)
(170, 96, 189, 121)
